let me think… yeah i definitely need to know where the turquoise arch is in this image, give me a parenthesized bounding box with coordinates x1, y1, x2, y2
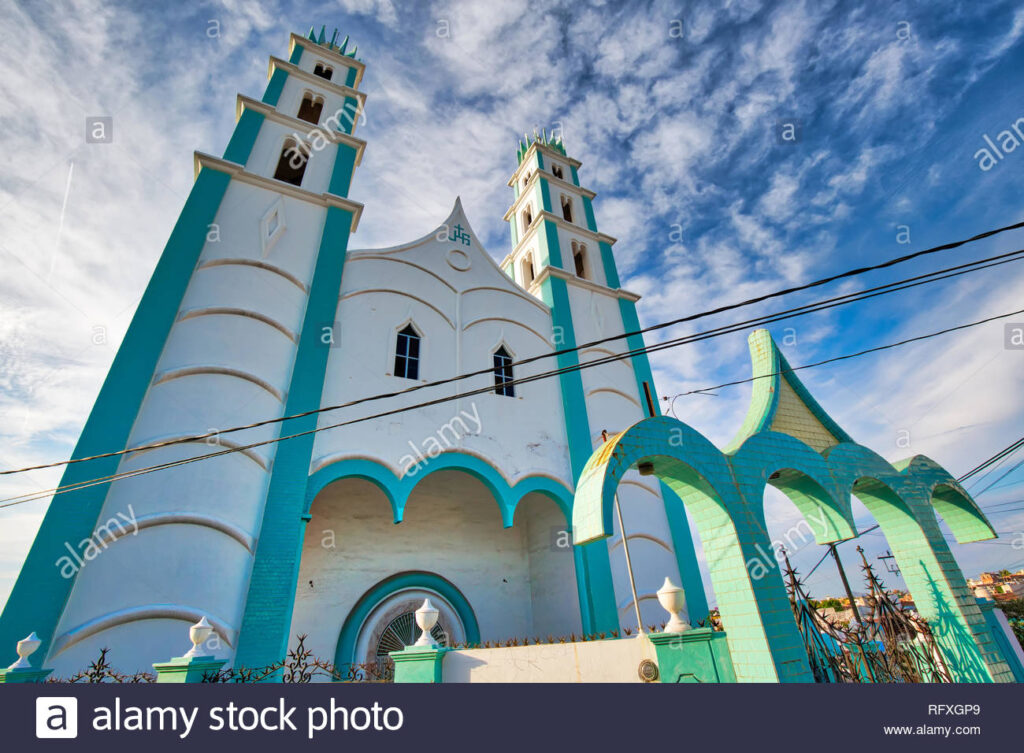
(570, 327, 1014, 683)
(305, 451, 574, 529)
(335, 571, 481, 667)
(572, 414, 1010, 682)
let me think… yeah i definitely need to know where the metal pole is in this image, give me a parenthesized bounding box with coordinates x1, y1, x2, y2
(614, 493, 645, 635)
(828, 543, 876, 681)
(830, 544, 859, 626)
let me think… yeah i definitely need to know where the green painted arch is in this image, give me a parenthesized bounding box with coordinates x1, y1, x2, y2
(508, 477, 574, 527)
(729, 431, 854, 544)
(306, 457, 401, 521)
(930, 482, 997, 544)
(574, 416, 741, 544)
(307, 452, 569, 529)
(823, 443, 996, 542)
(821, 443, 924, 530)
(334, 571, 480, 667)
(823, 445, 1009, 681)
(901, 455, 995, 544)
(403, 452, 514, 527)
(571, 416, 813, 682)
(823, 442, 907, 494)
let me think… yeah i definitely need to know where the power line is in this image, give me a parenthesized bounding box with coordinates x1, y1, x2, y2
(661, 306, 1024, 403)
(2, 261, 1018, 505)
(958, 435, 1024, 482)
(805, 523, 883, 579)
(5, 243, 1023, 482)
(3, 302, 1020, 511)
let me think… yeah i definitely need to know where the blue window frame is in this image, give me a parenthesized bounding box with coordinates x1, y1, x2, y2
(493, 346, 514, 397)
(394, 325, 420, 379)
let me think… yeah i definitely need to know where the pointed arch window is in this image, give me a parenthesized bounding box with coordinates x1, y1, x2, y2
(561, 194, 574, 223)
(273, 138, 310, 186)
(313, 62, 333, 80)
(394, 324, 421, 380)
(551, 164, 564, 180)
(493, 346, 514, 397)
(572, 240, 588, 279)
(297, 93, 325, 124)
(521, 253, 535, 288)
(521, 205, 534, 233)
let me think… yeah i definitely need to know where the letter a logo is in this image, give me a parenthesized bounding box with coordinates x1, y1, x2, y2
(36, 697, 78, 738)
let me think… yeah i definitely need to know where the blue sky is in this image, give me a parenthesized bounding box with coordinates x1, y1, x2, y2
(0, 0, 1023, 608)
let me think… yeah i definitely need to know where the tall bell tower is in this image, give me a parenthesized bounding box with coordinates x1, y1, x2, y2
(501, 133, 709, 630)
(0, 25, 367, 675)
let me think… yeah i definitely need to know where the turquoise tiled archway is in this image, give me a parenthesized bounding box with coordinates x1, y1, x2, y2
(572, 329, 1015, 683)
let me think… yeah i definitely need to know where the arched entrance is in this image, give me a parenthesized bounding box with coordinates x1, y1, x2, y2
(290, 455, 581, 668)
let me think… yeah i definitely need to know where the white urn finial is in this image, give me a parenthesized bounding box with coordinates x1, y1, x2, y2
(184, 616, 214, 658)
(8, 632, 41, 670)
(657, 577, 691, 634)
(414, 599, 440, 647)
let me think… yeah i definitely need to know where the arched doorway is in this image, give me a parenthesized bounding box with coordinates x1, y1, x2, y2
(291, 458, 581, 668)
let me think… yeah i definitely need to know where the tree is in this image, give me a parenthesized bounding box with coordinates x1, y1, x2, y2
(998, 598, 1024, 622)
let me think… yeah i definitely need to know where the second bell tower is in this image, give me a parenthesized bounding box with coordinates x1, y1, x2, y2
(501, 132, 709, 631)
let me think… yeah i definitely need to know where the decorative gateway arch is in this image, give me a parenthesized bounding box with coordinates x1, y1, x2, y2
(573, 329, 1016, 683)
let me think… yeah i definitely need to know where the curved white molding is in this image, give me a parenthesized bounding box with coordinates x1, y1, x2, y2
(618, 479, 662, 497)
(309, 452, 403, 479)
(96, 512, 255, 553)
(461, 284, 551, 314)
(51, 605, 237, 658)
(609, 532, 674, 554)
(153, 366, 285, 403)
(461, 316, 553, 347)
(177, 306, 298, 343)
(197, 257, 308, 292)
(340, 288, 456, 329)
(343, 255, 458, 293)
(126, 433, 270, 471)
(580, 346, 636, 365)
(586, 386, 642, 408)
(617, 593, 661, 614)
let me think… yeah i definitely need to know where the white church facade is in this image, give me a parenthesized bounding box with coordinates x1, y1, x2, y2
(0, 27, 707, 677)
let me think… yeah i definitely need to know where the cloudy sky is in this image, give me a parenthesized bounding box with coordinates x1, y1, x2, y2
(1, 0, 1023, 608)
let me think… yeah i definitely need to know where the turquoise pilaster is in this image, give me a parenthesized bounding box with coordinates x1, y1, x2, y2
(538, 271, 619, 634)
(234, 203, 354, 670)
(649, 629, 736, 683)
(328, 143, 358, 196)
(262, 67, 289, 106)
(222, 109, 265, 165)
(391, 647, 448, 683)
(153, 655, 227, 683)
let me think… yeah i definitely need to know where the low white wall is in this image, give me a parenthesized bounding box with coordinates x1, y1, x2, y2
(442, 635, 658, 683)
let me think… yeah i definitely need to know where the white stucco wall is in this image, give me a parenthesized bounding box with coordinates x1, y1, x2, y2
(311, 201, 574, 487)
(47, 176, 325, 676)
(443, 634, 658, 683)
(289, 473, 581, 664)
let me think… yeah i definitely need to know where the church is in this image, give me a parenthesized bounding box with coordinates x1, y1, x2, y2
(1, 26, 1020, 684)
